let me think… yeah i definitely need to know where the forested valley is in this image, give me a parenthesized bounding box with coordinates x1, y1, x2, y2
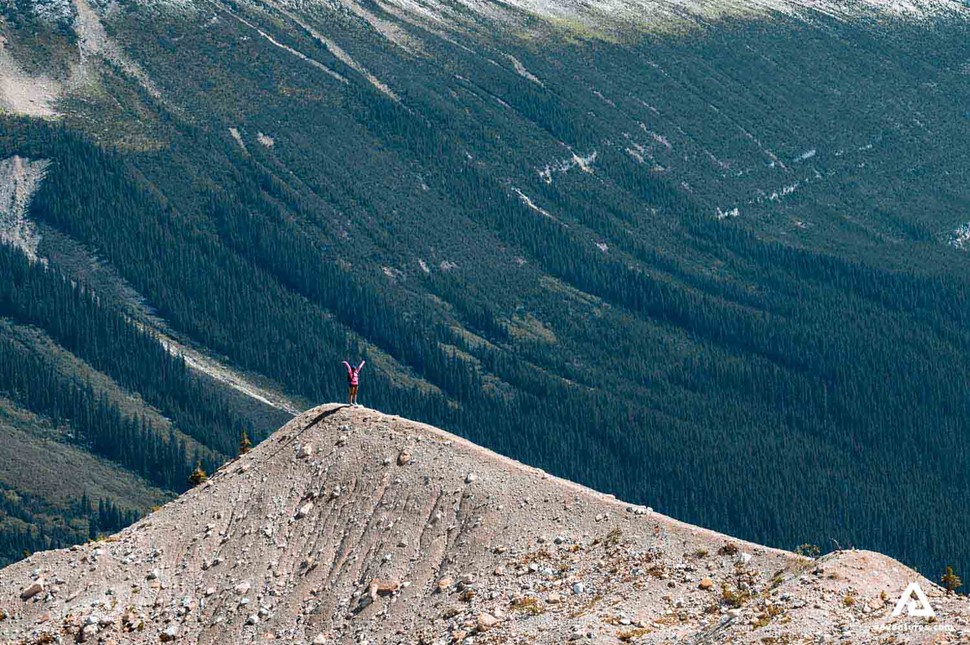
(0, 0, 968, 581)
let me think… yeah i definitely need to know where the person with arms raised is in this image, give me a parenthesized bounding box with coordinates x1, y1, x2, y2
(342, 359, 365, 406)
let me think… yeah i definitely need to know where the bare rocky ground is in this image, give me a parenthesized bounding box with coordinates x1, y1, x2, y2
(0, 404, 967, 644)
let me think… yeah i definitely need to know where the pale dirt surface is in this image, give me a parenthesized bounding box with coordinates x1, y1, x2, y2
(0, 0, 158, 118)
(0, 155, 50, 261)
(0, 47, 61, 118)
(0, 404, 968, 644)
(71, 0, 163, 99)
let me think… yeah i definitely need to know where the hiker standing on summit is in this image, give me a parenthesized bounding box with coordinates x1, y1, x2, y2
(342, 360, 365, 406)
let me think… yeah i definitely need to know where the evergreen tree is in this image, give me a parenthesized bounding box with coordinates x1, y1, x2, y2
(942, 567, 963, 595)
(188, 463, 208, 487)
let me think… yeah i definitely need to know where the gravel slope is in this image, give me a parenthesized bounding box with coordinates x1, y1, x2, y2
(1, 404, 968, 643)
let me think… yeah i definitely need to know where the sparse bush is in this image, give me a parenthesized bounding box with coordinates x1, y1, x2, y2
(721, 583, 750, 608)
(647, 564, 667, 579)
(753, 603, 783, 628)
(510, 596, 544, 615)
(718, 543, 739, 556)
(795, 544, 821, 559)
(618, 627, 650, 641)
(605, 528, 623, 548)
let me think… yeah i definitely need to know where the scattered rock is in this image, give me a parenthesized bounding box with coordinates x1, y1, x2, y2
(0, 406, 959, 644)
(476, 612, 499, 632)
(367, 579, 401, 601)
(20, 580, 44, 600)
(78, 623, 99, 642)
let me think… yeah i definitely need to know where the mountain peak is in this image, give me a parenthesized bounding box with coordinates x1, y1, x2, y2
(1, 405, 966, 643)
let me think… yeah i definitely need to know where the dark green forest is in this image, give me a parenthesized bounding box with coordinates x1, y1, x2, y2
(0, 0, 968, 582)
(0, 485, 138, 560)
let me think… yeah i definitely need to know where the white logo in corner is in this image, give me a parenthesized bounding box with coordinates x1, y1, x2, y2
(891, 582, 935, 618)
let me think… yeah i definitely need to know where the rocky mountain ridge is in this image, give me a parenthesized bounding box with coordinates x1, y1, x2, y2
(0, 404, 967, 643)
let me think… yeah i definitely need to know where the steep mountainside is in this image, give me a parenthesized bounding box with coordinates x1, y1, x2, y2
(1, 405, 968, 644)
(0, 0, 968, 584)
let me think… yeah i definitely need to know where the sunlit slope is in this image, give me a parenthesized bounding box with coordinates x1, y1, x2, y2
(0, 0, 968, 582)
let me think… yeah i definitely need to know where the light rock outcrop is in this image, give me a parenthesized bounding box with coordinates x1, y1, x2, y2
(0, 404, 967, 643)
